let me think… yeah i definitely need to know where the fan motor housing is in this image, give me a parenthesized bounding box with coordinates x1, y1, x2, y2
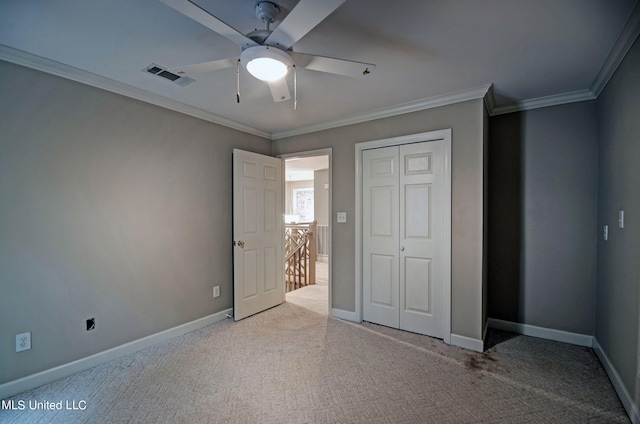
(255, 2, 279, 23)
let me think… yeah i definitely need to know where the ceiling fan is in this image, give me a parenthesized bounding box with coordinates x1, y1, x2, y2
(159, 0, 376, 104)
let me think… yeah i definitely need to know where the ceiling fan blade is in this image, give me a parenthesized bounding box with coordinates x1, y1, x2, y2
(169, 57, 238, 76)
(268, 78, 291, 102)
(291, 52, 375, 77)
(159, 0, 258, 48)
(265, 0, 346, 49)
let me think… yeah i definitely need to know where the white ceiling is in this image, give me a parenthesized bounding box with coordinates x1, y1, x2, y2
(285, 155, 329, 174)
(1, 0, 638, 139)
(285, 155, 328, 180)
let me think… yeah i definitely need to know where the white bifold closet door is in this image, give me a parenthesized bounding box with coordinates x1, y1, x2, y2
(362, 141, 447, 338)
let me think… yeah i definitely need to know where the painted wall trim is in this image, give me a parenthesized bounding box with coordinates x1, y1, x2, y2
(489, 89, 596, 116)
(488, 318, 594, 348)
(487, 3, 640, 117)
(593, 338, 639, 423)
(272, 85, 491, 140)
(4, 1, 640, 142)
(484, 85, 497, 114)
(590, 1, 640, 97)
(331, 308, 358, 322)
(0, 308, 233, 400)
(0, 45, 270, 140)
(0, 45, 489, 141)
(451, 334, 484, 352)
(5, 13, 640, 140)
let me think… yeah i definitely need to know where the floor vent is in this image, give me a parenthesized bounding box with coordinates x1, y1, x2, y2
(144, 63, 194, 87)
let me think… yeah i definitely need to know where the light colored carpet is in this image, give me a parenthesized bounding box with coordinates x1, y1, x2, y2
(285, 262, 328, 315)
(1, 270, 629, 423)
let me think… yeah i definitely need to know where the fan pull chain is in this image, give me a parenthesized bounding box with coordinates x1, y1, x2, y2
(293, 65, 297, 110)
(236, 59, 241, 103)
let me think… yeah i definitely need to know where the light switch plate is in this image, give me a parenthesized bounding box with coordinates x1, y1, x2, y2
(618, 210, 624, 229)
(337, 212, 347, 223)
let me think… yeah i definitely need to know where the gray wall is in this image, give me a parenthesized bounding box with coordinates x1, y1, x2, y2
(314, 169, 329, 227)
(0, 61, 270, 384)
(488, 101, 599, 335)
(595, 36, 640, 399)
(273, 99, 487, 340)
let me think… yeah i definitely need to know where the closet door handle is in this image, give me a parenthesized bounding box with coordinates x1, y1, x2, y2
(400, 246, 405, 252)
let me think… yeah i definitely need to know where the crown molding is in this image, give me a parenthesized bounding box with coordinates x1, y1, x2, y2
(276, 3, 640, 132)
(489, 89, 596, 116)
(271, 84, 492, 140)
(4, 0, 639, 139)
(486, 3, 639, 117)
(590, 1, 640, 97)
(0, 45, 271, 139)
(484, 84, 497, 114)
(2, 44, 490, 141)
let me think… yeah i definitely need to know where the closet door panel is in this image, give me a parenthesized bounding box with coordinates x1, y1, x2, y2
(363, 147, 399, 328)
(399, 143, 444, 338)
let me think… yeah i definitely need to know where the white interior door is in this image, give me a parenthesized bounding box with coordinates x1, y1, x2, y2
(398, 142, 446, 337)
(363, 140, 449, 338)
(362, 147, 400, 328)
(233, 149, 284, 321)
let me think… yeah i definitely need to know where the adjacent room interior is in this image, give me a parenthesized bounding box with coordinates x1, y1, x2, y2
(283, 154, 330, 315)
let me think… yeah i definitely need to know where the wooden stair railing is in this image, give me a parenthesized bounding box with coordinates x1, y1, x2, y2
(284, 221, 317, 292)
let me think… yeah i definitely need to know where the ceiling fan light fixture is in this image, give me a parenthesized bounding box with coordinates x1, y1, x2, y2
(247, 57, 288, 82)
(241, 46, 292, 82)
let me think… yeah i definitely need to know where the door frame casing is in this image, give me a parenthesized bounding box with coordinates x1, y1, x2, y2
(355, 129, 452, 344)
(278, 148, 333, 315)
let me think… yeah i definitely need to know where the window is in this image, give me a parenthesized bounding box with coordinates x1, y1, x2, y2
(293, 188, 314, 222)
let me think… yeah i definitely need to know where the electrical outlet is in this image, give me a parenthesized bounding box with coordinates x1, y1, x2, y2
(213, 286, 220, 298)
(16, 332, 31, 352)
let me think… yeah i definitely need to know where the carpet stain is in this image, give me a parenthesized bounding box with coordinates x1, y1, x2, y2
(484, 353, 497, 362)
(465, 353, 498, 372)
(465, 355, 484, 371)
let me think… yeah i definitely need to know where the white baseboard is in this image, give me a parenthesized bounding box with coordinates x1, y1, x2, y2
(331, 308, 358, 322)
(0, 308, 233, 400)
(451, 333, 485, 352)
(488, 318, 594, 347)
(593, 338, 639, 423)
(487, 320, 636, 422)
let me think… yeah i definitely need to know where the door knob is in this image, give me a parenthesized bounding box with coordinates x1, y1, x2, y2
(400, 246, 405, 252)
(237, 240, 245, 248)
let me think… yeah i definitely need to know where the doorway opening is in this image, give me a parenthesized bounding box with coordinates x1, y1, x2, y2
(282, 151, 331, 315)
